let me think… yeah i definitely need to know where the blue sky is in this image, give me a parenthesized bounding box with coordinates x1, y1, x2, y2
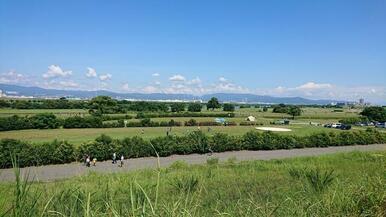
(0, 0, 385, 103)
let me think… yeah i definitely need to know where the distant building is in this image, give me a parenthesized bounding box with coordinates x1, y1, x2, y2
(359, 98, 365, 105)
(0, 90, 6, 97)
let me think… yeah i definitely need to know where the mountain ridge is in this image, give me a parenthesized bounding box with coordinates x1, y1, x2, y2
(0, 83, 345, 105)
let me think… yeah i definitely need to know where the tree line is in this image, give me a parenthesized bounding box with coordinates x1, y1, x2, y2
(0, 96, 236, 113)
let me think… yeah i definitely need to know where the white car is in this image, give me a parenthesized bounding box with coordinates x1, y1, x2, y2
(331, 123, 342, 128)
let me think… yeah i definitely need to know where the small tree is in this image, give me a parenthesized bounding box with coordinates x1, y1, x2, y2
(262, 107, 268, 112)
(287, 106, 302, 119)
(188, 103, 202, 112)
(223, 104, 235, 112)
(207, 97, 220, 110)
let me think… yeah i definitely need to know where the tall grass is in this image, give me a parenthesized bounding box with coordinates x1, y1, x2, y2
(0, 151, 385, 216)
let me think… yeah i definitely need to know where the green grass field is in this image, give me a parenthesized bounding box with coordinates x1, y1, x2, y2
(0, 107, 366, 145)
(0, 125, 347, 145)
(0, 108, 88, 117)
(1, 151, 384, 216)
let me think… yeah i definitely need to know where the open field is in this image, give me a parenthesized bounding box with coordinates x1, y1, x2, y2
(0, 125, 349, 145)
(0, 106, 370, 145)
(0, 150, 384, 216)
(0, 108, 88, 117)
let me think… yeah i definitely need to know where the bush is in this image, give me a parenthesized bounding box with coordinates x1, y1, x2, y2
(239, 122, 263, 126)
(0, 139, 76, 168)
(198, 121, 221, 126)
(339, 117, 368, 125)
(209, 133, 241, 152)
(133, 112, 235, 119)
(223, 104, 235, 112)
(63, 116, 103, 128)
(185, 119, 198, 126)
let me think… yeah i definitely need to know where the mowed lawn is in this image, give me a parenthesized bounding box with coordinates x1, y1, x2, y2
(0, 125, 344, 145)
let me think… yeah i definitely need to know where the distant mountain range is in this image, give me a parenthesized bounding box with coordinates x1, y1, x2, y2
(0, 83, 347, 105)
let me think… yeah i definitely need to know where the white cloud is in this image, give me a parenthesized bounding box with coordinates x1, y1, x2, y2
(254, 81, 386, 104)
(154, 81, 161, 85)
(152, 73, 160, 77)
(219, 77, 227, 82)
(188, 77, 201, 85)
(99, 73, 112, 81)
(143, 85, 159, 93)
(295, 82, 333, 90)
(41, 80, 79, 89)
(100, 82, 109, 89)
(86, 67, 97, 78)
(0, 70, 28, 84)
(43, 65, 72, 79)
(169, 74, 186, 82)
(58, 81, 79, 88)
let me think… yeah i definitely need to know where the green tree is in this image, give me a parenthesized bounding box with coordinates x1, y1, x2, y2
(171, 103, 185, 112)
(272, 104, 289, 113)
(207, 97, 220, 110)
(360, 106, 386, 122)
(287, 106, 302, 119)
(89, 96, 117, 116)
(188, 103, 202, 112)
(223, 103, 235, 112)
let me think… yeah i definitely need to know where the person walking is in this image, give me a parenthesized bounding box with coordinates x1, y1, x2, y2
(92, 157, 97, 166)
(119, 155, 124, 167)
(112, 152, 117, 164)
(86, 156, 91, 167)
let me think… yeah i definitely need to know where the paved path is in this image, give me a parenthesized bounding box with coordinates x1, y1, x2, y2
(1, 144, 385, 182)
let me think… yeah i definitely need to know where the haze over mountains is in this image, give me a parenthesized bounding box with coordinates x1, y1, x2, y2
(0, 83, 346, 105)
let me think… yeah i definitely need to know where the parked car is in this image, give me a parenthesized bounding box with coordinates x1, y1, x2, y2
(339, 124, 352, 130)
(375, 122, 386, 128)
(331, 123, 342, 128)
(324, 123, 332, 128)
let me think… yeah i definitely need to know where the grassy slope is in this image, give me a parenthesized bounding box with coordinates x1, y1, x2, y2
(0, 151, 384, 216)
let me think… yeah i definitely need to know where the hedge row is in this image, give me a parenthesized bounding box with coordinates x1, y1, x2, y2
(1, 128, 385, 168)
(0, 112, 236, 131)
(135, 112, 235, 119)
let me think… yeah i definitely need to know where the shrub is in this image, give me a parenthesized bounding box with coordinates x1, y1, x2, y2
(198, 121, 221, 126)
(223, 104, 235, 112)
(29, 113, 60, 129)
(63, 116, 103, 128)
(185, 119, 198, 126)
(239, 122, 263, 126)
(210, 133, 241, 152)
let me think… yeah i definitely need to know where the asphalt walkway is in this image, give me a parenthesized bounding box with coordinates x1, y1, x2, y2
(0, 144, 384, 182)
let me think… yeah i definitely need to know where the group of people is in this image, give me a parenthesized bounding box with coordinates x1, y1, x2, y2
(83, 153, 125, 167)
(112, 152, 125, 167)
(84, 155, 97, 167)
